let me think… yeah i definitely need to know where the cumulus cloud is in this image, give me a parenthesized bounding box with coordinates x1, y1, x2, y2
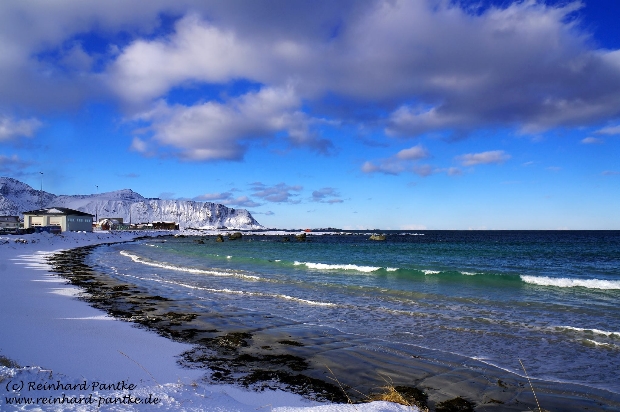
(251, 182, 303, 203)
(108, 14, 265, 104)
(457, 150, 511, 166)
(381, 1, 620, 137)
(0, 115, 42, 141)
(106, 0, 620, 148)
(132, 86, 328, 161)
(362, 145, 431, 175)
(2, 0, 620, 160)
(312, 187, 343, 203)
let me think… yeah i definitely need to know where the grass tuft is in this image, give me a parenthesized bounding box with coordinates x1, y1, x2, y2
(367, 383, 429, 411)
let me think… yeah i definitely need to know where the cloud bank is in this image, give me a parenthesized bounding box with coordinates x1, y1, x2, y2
(1, 0, 620, 161)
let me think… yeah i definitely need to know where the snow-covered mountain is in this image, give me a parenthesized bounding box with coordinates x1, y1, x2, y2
(0, 177, 263, 230)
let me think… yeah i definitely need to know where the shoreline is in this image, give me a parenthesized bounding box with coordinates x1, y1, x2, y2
(0, 231, 328, 411)
(2, 231, 620, 411)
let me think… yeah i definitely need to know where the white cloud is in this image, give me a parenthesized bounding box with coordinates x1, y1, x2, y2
(1, 0, 620, 155)
(106, 1, 620, 141)
(108, 14, 266, 105)
(395, 145, 430, 160)
(251, 182, 303, 203)
(195, 192, 235, 202)
(581, 136, 603, 144)
(457, 150, 511, 166)
(0, 115, 42, 141)
(362, 145, 431, 175)
(194, 191, 261, 207)
(596, 125, 620, 135)
(134, 86, 326, 161)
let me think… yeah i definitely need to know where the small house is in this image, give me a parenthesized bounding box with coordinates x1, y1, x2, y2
(0, 216, 20, 231)
(22, 207, 94, 232)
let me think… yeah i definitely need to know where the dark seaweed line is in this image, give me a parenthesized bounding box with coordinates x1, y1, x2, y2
(45, 244, 351, 403)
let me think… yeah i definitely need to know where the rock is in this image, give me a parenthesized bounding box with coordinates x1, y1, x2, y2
(295, 232, 307, 241)
(369, 234, 386, 241)
(216, 234, 224, 242)
(282, 236, 290, 242)
(228, 232, 243, 240)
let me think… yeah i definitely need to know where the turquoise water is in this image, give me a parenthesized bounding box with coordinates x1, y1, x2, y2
(89, 231, 620, 394)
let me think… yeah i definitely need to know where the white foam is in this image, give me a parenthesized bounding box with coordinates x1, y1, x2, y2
(294, 261, 381, 272)
(557, 325, 620, 338)
(147, 277, 336, 307)
(584, 339, 620, 350)
(422, 270, 440, 275)
(521, 275, 620, 290)
(120, 250, 261, 281)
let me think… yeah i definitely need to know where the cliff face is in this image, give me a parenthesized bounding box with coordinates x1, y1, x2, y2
(0, 177, 263, 229)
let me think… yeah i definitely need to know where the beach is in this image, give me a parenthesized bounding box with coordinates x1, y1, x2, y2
(1, 230, 619, 411)
(0, 231, 410, 411)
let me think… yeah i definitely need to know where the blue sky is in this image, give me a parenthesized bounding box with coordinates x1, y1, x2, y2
(1, 0, 619, 229)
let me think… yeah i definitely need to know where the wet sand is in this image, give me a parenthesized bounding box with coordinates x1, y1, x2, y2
(47, 242, 620, 412)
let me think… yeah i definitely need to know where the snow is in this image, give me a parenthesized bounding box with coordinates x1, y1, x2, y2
(0, 231, 413, 412)
(0, 177, 263, 230)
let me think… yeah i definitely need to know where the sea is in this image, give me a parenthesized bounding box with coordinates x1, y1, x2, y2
(85, 230, 620, 400)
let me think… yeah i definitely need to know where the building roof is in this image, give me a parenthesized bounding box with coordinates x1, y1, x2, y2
(22, 207, 94, 217)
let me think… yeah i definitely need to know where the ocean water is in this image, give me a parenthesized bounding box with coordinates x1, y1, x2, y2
(87, 230, 620, 395)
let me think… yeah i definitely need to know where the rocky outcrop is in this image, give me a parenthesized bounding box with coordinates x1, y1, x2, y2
(369, 234, 386, 241)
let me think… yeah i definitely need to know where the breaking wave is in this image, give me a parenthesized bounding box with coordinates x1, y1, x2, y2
(145, 277, 336, 307)
(521, 275, 620, 290)
(555, 326, 620, 338)
(293, 261, 383, 272)
(119, 250, 262, 281)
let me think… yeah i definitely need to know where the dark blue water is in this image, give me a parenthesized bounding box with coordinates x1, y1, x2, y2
(88, 230, 620, 394)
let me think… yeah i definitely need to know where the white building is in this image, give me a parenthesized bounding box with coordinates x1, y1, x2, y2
(0, 216, 20, 230)
(23, 207, 94, 232)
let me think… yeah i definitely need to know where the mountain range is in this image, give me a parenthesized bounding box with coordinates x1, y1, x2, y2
(0, 177, 263, 230)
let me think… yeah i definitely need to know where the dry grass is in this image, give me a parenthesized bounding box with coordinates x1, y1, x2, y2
(367, 376, 429, 411)
(325, 366, 428, 411)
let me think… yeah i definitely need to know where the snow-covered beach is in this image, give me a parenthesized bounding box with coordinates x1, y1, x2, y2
(0, 231, 410, 412)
